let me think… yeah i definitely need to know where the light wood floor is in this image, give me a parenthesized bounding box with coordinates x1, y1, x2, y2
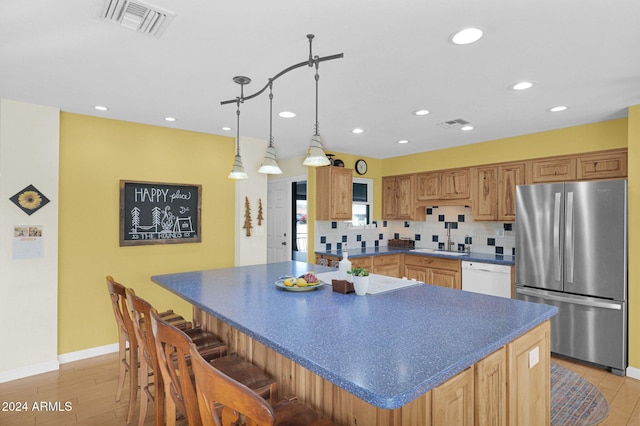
(0, 352, 638, 425)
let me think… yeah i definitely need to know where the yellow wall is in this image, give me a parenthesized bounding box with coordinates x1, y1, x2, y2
(628, 106, 640, 368)
(383, 118, 628, 175)
(58, 113, 235, 354)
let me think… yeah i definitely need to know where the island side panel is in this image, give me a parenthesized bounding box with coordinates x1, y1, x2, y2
(507, 320, 551, 426)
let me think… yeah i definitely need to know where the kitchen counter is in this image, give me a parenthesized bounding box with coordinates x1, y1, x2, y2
(315, 246, 515, 265)
(152, 261, 554, 410)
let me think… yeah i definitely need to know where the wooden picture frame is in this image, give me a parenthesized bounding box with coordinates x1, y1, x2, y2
(119, 180, 202, 246)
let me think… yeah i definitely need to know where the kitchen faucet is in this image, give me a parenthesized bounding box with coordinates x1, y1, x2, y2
(446, 223, 454, 251)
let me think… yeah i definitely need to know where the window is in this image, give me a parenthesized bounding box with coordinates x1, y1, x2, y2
(352, 178, 372, 226)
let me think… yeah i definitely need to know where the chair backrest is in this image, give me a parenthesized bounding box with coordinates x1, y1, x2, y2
(189, 342, 275, 426)
(126, 288, 159, 378)
(106, 275, 135, 346)
(150, 308, 202, 426)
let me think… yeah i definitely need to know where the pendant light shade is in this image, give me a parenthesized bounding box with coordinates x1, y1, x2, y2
(258, 145, 282, 174)
(258, 81, 283, 174)
(228, 76, 250, 180)
(303, 134, 331, 166)
(303, 57, 330, 167)
(228, 154, 248, 179)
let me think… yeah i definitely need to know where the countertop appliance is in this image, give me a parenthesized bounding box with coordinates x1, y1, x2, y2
(462, 261, 511, 298)
(515, 179, 627, 375)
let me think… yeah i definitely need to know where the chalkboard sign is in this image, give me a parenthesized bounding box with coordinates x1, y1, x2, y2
(119, 180, 202, 246)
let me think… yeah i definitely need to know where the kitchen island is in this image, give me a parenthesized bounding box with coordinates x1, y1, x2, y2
(152, 261, 556, 425)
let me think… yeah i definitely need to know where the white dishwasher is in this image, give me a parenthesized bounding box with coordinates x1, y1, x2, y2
(461, 261, 512, 298)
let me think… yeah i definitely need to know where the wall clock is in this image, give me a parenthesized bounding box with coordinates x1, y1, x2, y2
(355, 159, 368, 175)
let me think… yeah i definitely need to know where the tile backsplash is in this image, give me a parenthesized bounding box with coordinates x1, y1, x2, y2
(315, 206, 515, 256)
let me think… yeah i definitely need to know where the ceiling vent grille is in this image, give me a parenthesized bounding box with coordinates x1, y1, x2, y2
(436, 118, 471, 129)
(100, 0, 175, 38)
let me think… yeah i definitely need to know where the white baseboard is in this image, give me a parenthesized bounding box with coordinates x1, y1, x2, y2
(626, 365, 640, 380)
(0, 343, 119, 384)
(58, 343, 119, 364)
(0, 360, 60, 384)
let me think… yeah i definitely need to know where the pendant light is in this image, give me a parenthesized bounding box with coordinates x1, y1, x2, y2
(228, 76, 250, 180)
(258, 80, 283, 174)
(302, 58, 331, 167)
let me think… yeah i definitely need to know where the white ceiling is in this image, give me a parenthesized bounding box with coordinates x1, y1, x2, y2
(2, 0, 639, 160)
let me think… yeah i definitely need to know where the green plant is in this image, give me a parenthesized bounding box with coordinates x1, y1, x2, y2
(347, 266, 369, 277)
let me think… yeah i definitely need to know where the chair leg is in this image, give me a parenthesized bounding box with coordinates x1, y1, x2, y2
(164, 382, 177, 426)
(116, 334, 128, 402)
(154, 373, 165, 426)
(126, 342, 139, 424)
(137, 358, 150, 426)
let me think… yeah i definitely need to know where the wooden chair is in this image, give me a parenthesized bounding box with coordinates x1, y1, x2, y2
(189, 342, 336, 426)
(150, 309, 279, 426)
(126, 288, 228, 426)
(106, 276, 191, 424)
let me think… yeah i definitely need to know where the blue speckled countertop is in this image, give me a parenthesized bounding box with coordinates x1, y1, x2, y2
(152, 261, 555, 409)
(316, 246, 515, 265)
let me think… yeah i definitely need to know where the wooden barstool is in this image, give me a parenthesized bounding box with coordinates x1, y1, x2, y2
(106, 276, 191, 424)
(189, 342, 336, 426)
(126, 288, 227, 426)
(150, 309, 278, 426)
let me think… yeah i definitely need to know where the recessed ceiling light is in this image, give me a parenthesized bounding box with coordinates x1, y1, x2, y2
(548, 106, 568, 112)
(165, 117, 176, 122)
(450, 27, 484, 45)
(221, 126, 232, 131)
(278, 111, 296, 118)
(511, 81, 534, 91)
(94, 105, 109, 111)
(414, 109, 430, 116)
(352, 128, 364, 134)
(397, 140, 409, 144)
(460, 125, 474, 131)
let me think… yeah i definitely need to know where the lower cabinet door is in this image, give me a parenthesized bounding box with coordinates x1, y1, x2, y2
(432, 366, 474, 425)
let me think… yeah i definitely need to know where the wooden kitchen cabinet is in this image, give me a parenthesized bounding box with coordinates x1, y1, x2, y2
(507, 321, 550, 426)
(417, 172, 441, 200)
(432, 366, 474, 425)
(472, 162, 525, 222)
(403, 255, 461, 289)
(372, 254, 400, 277)
(577, 149, 627, 180)
(472, 166, 498, 221)
(441, 169, 471, 200)
(475, 347, 507, 426)
(529, 156, 576, 183)
(498, 162, 526, 221)
(382, 174, 416, 220)
(316, 166, 353, 220)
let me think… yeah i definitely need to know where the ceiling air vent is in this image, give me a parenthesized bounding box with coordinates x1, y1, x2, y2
(436, 118, 471, 129)
(100, 0, 175, 38)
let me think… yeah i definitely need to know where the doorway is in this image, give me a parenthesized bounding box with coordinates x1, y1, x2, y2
(293, 181, 307, 262)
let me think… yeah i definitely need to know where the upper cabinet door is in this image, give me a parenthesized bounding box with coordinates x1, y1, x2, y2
(473, 166, 498, 221)
(316, 166, 353, 220)
(417, 172, 441, 200)
(396, 174, 416, 219)
(441, 169, 470, 199)
(498, 162, 526, 222)
(382, 176, 397, 219)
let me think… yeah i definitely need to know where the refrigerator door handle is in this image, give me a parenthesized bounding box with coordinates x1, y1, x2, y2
(553, 192, 562, 282)
(516, 287, 622, 310)
(566, 191, 574, 283)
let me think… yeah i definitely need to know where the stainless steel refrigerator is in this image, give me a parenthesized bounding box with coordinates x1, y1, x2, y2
(515, 179, 627, 375)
